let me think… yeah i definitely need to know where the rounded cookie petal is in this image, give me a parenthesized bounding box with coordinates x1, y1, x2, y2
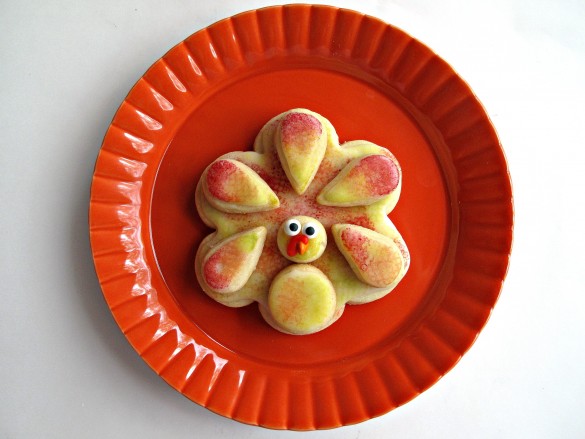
(202, 227, 267, 294)
(202, 159, 279, 213)
(268, 264, 336, 335)
(332, 224, 407, 288)
(317, 154, 400, 207)
(275, 111, 327, 194)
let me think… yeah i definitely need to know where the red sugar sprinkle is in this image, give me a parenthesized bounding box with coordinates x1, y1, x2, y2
(350, 155, 399, 196)
(248, 163, 288, 194)
(206, 160, 238, 202)
(341, 228, 370, 271)
(351, 215, 375, 230)
(203, 248, 231, 290)
(281, 112, 322, 147)
(394, 238, 410, 270)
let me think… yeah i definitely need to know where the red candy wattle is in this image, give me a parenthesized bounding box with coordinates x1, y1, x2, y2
(287, 234, 309, 257)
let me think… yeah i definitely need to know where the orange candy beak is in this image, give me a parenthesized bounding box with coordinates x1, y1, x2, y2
(287, 234, 309, 257)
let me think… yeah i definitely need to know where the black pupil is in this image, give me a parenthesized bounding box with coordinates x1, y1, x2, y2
(305, 226, 315, 236)
(289, 222, 299, 232)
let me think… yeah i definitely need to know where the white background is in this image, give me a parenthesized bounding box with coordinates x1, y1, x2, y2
(2, 0, 584, 438)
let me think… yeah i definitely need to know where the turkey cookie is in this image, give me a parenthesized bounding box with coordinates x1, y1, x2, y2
(195, 109, 410, 335)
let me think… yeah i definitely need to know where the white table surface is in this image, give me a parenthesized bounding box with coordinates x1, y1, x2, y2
(2, 1, 584, 437)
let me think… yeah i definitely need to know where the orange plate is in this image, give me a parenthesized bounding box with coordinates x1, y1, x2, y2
(89, 5, 513, 430)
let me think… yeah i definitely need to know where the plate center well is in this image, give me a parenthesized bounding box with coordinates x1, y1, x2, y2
(150, 65, 452, 366)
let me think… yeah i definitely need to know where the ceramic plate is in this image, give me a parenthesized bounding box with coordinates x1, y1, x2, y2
(89, 5, 513, 430)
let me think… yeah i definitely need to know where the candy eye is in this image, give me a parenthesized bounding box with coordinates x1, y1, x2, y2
(283, 218, 301, 236)
(302, 222, 318, 239)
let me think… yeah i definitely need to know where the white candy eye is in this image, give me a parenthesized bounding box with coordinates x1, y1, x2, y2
(283, 218, 301, 236)
(302, 222, 318, 239)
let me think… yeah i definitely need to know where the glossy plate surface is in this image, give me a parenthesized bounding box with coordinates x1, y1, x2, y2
(89, 5, 513, 430)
